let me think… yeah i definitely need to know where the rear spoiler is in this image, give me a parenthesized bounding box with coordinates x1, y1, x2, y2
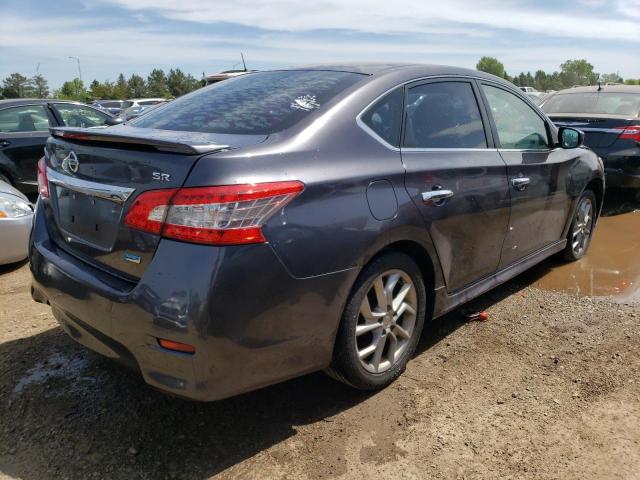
(50, 126, 229, 155)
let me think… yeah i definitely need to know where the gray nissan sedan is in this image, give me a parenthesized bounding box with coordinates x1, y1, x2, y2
(30, 64, 604, 400)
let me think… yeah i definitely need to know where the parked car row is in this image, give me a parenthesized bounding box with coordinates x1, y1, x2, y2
(90, 99, 132, 116)
(92, 98, 169, 117)
(0, 99, 123, 194)
(120, 100, 170, 121)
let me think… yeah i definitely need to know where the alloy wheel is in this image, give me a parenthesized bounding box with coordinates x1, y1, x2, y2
(572, 197, 593, 257)
(356, 269, 418, 373)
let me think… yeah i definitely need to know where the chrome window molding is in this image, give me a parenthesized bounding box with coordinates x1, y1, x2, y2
(402, 147, 498, 152)
(47, 168, 135, 205)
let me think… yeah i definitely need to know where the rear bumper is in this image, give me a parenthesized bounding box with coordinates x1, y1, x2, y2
(0, 214, 33, 265)
(29, 203, 354, 401)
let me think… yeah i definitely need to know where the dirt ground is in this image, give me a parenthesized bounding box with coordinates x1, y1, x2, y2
(0, 191, 639, 480)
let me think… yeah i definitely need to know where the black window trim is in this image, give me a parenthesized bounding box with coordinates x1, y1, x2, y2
(477, 80, 558, 152)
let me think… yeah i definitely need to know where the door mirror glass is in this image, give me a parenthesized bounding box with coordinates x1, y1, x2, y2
(559, 127, 583, 149)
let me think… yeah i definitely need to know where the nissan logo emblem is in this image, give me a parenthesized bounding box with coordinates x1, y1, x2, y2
(62, 151, 80, 174)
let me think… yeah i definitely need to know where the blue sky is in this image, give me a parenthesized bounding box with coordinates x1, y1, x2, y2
(1, 0, 639, 89)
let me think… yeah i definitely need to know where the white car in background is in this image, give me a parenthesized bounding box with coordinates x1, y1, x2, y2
(519, 86, 543, 97)
(0, 180, 33, 265)
(121, 98, 169, 121)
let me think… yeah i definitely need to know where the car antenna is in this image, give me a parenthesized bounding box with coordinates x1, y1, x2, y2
(241, 52, 247, 72)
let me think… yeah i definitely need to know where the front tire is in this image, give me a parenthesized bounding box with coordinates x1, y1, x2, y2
(562, 190, 596, 262)
(327, 252, 427, 390)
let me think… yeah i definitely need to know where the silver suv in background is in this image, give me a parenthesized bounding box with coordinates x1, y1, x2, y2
(121, 98, 169, 120)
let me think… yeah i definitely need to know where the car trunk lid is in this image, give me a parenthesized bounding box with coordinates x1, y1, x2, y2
(43, 126, 267, 280)
(549, 115, 635, 150)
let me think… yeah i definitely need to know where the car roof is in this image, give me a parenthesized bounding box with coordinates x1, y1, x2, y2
(552, 85, 640, 94)
(273, 63, 516, 92)
(283, 62, 494, 78)
(0, 98, 82, 108)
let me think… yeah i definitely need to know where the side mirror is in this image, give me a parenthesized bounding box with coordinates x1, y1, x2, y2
(105, 116, 124, 126)
(558, 127, 584, 149)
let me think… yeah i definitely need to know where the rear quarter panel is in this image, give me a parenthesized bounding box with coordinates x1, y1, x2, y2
(184, 74, 444, 285)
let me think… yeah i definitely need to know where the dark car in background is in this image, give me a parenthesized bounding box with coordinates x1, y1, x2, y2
(30, 64, 603, 401)
(0, 99, 122, 193)
(542, 85, 640, 190)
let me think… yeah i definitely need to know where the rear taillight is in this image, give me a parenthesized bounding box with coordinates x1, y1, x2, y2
(124, 181, 304, 245)
(614, 125, 640, 142)
(37, 157, 49, 198)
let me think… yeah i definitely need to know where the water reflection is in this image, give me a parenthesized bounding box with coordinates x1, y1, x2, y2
(528, 189, 640, 303)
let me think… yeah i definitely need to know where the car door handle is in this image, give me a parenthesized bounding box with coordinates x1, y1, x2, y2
(421, 189, 454, 205)
(511, 177, 530, 191)
(0, 140, 9, 147)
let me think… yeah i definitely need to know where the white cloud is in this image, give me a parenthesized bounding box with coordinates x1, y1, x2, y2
(1, 1, 639, 86)
(101, 0, 640, 41)
(615, 0, 640, 18)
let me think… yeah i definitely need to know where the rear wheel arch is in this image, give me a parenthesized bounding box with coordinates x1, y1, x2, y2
(377, 241, 435, 298)
(584, 177, 604, 219)
(349, 239, 437, 325)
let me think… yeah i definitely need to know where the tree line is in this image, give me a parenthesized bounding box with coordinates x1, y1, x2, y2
(0, 68, 201, 101)
(476, 57, 640, 91)
(2, 59, 639, 102)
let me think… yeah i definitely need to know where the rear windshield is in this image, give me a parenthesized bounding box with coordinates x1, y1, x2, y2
(543, 92, 640, 117)
(132, 70, 366, 135)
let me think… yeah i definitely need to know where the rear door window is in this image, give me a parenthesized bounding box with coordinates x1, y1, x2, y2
(361, 88, 403, 147)
(403, 82, 487, 148)
(0, 105, 52, 133)
(132, 70, 365, 135)
(482, 85, 549, 150)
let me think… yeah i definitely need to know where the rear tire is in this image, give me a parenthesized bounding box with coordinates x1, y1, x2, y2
(562, 190, 596, 262)
(327, 252, 427, 390)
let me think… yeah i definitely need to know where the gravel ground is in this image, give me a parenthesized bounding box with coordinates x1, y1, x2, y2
(0, 258, 638, 480)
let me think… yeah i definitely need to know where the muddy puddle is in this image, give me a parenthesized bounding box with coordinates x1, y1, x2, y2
(521, 191, 640, 303)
